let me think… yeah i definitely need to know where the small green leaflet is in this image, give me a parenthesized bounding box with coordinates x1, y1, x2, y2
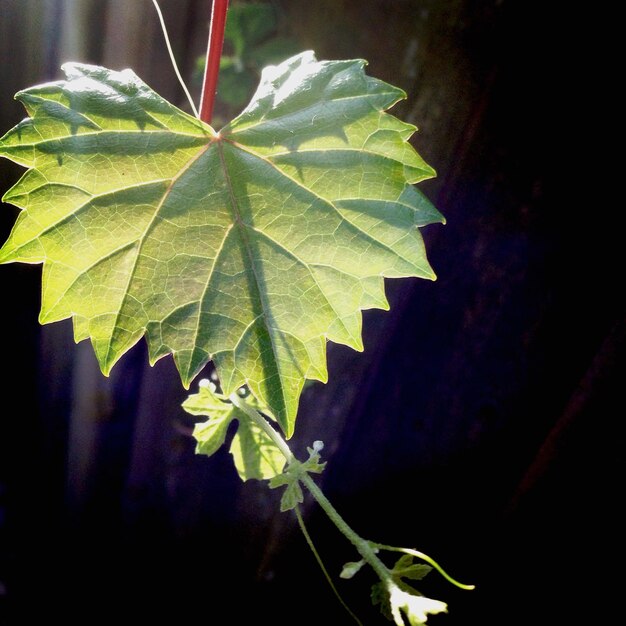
(183, 381, 285, 481)
(389, 554, 433, 581)
(0, 52, 442, 436)
(268, 440, 326, 511)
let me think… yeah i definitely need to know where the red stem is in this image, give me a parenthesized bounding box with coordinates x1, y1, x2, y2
(199, 0, 230, 124)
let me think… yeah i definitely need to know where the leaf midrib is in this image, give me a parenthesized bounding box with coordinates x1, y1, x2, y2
(215, 139, 288, 415)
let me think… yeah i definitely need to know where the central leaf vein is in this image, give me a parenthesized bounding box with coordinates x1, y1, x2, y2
(217, 140, 287, 404)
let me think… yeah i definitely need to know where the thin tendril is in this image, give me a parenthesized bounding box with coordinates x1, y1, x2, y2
(372, 543, 476, 591)
(151, 0, 200, 118)
(294, 506, 364, 626)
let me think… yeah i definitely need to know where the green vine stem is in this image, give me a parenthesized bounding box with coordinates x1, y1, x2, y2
(229, 393, 474, 594)
(298, 468, 391, 582)
(231, 393, 382, 573)
(231, 392, 295, 463)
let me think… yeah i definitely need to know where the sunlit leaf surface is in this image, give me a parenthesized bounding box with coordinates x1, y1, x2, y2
(0, 52, 441, 435)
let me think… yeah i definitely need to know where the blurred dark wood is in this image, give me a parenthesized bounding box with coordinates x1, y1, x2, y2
(0, 1, 621, 624)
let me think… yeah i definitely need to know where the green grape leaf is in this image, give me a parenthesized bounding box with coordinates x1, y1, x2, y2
(0, 52, 442, 436)
(229, 413, 286, 481)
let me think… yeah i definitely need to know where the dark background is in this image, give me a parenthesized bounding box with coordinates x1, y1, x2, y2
(0, 1, 622, 624)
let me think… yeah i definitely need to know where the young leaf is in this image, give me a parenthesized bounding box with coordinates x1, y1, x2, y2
(229, 415, 286, 481)
(0, 52, 442, 436)
(182, 379, 230, 417)
(193, 412, 234, 457)
(184, 380, 284, 479)
(183, 380, 233, 455)
(278, 481, 304, 512)
(268, 466, 305, 511)
(391, 554, 433, 581)
(185, 381, 236, 456)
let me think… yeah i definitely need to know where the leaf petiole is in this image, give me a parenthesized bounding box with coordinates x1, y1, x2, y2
(199, 0, 230, 123)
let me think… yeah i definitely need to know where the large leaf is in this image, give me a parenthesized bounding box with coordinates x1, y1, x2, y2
(0, 52, 442, 435)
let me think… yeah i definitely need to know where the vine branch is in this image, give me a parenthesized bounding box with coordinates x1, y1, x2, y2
(229, 392, 474, 595)
(232, 395, 397, 582)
